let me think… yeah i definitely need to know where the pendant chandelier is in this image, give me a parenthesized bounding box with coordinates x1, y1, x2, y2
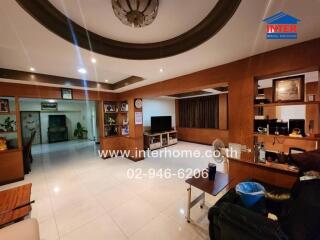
(111, 0, 159, 28)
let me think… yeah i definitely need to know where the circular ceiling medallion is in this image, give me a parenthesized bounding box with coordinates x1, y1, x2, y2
(112, 0, 159, 28)
(16, 0, 241, 60)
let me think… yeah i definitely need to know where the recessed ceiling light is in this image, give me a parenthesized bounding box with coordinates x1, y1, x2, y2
(91, 58, 96, 63)
(29, 67, 35, 72)
(78, 68, 87, 74)
(104, 79, 109, 83)
(159, 68, 164, 73)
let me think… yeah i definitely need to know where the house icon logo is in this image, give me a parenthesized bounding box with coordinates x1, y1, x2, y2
(263, 12, 301, 40)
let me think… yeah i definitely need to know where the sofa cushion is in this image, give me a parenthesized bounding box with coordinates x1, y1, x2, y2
(0, 218, 39, 240)
(280, 179, 320, 240)
(291, 150, 320, 172)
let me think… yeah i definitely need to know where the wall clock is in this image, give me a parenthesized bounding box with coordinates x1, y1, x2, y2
(134, 98, 142, 109)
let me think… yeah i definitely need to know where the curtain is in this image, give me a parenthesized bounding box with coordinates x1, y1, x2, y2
(179, 95, 219, 128)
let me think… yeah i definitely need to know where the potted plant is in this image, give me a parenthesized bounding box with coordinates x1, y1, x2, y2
(73, 122, 88, 139)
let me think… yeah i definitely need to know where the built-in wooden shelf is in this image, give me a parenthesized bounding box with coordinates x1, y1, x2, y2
(254, 101, 320, 108)
(0, 148, 21, 154)
(0, 112, 16, 115)
(0, 131, 17, 134)
(104, 111, 118, 114)
(254, 133, 320, 142)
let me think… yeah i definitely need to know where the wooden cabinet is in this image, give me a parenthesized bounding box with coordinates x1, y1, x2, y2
(144, 130, 178, 150)
(0, 96, 24, 185)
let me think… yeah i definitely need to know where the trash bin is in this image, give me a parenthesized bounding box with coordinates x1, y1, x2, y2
(236, 182, 266, 207)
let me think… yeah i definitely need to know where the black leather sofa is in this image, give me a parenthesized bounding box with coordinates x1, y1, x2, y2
(208, 179, 320, 240)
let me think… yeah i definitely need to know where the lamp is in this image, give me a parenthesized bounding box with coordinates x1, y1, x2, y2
(111, 0, 159, 28)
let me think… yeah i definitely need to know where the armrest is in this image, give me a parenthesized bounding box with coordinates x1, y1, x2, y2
(218, 203, 288, 240)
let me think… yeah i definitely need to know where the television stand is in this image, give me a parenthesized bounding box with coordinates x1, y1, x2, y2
(144, 130, 178, 150)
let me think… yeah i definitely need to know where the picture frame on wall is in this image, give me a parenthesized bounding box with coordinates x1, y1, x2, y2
(41, 102, 58, 111)
(61, 88, 73, 100)
(272, 75, 305, 103)
(0, 99, 10, 113)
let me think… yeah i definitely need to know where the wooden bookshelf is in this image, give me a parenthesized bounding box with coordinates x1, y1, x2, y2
(103, 101, 129, 137)
(254, 101, 320, 107)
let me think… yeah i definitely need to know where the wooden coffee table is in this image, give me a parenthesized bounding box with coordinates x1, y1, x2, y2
(0, 183, 33, 227)
(185, 171, 233, 222)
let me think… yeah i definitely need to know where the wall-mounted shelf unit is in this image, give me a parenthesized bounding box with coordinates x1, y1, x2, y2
(253, 76, 320, 173)
(254, 101, 320, 107)
(103, 101, 129, 137)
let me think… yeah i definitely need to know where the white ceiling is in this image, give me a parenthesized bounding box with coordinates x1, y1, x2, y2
(0, 0, 320, 92)
(49, 0, 218, 43)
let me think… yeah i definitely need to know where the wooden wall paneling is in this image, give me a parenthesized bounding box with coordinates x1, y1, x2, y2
(175, 99, 179, 128)
(15, 96, 22, 149)
(127, 98, 144, 160)
(219, 94, 228, 130)
(228, 76, 254, 162)
(0, 83, 118, 101)
(177, 127, 228, 145)
(305, 82, 320, 134)
(0, 150, 24, 185)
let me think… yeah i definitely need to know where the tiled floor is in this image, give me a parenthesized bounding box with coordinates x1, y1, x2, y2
(1, 140, 227, 240)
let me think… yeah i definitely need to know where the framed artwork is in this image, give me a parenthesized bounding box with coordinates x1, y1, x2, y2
(0, 99, 10, 113)
(120, 102, 128, 112)
(104, 103, 116, 112)
(272, 75, 304, 103)
(41, 102, 58, 111)
(61, 88, 73, 100)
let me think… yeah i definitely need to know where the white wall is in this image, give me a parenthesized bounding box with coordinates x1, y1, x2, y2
(276, 105, 306, 122)
(142, 98, 176, 127)
(20, 100, 97, 144)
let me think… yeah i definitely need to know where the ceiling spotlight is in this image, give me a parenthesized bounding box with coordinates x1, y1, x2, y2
(159, 68, 164, 73)
(104, 79, 109, 83)
(91, 58, 96, 63)
(78, 68, 87, 74)
(29, 67, 35, 72)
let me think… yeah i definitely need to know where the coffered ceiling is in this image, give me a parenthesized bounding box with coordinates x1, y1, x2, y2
(0, 0, 320, 92)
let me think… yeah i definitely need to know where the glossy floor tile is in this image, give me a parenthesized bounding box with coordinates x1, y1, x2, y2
(1, 140, 225, 239)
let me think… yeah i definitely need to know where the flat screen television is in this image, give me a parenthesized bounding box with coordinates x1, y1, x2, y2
(151, 116, 172, 133)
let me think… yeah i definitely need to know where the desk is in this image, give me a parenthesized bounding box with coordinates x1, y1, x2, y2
(185, 171, 232, 223)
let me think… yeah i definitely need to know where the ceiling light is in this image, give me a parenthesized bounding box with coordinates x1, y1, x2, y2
(48, 99, 56, 103)
(78, 68, 87, 74)
(159, 68, 164, 73)
(112, 0, 159, 28)
(91, 58, 96, 63)
(104, 79, 109, 83)
(29, 67, 35, 72)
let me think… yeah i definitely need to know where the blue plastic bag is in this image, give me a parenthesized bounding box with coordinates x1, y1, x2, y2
(236, 182, 266, 207)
